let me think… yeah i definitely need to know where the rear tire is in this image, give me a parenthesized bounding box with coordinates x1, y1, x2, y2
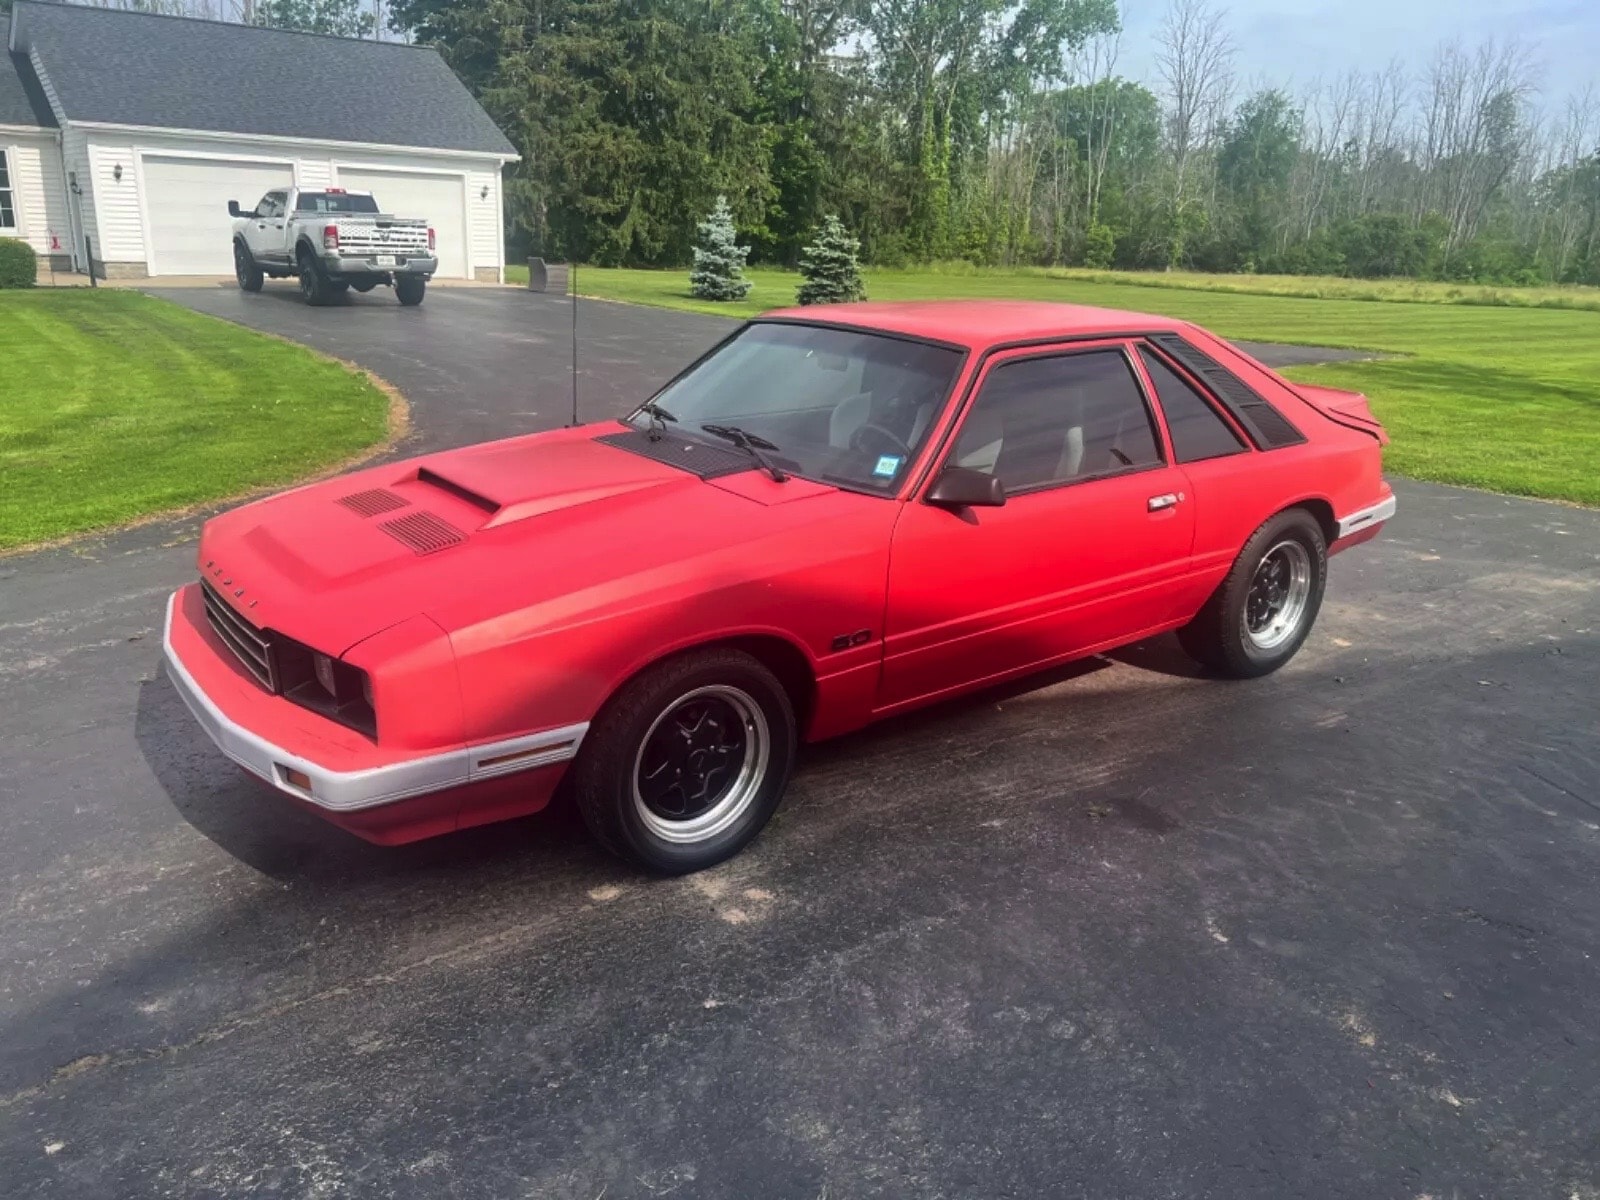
(571, 649, 796, 874)
(297, 250, 334, 306)
(395, 276, 426, 306)
(1177, 507, 1327, 678)
(234, 241, 263, 293)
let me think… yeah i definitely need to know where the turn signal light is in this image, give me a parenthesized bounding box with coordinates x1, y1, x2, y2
(427, 227, 436, 252)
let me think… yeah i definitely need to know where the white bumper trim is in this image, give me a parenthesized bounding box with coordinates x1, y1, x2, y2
(162, 593, 587, 813)
(1335, 494, 1396, 539)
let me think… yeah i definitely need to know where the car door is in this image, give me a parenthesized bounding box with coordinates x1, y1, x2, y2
(252, 191, 288, 265)
(877, 342, 1196, 712)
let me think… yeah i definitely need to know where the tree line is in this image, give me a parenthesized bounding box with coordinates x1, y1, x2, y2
(32, 0, 1600, 284)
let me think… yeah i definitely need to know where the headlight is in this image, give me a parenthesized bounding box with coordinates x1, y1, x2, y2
(273, 637, 377, 738)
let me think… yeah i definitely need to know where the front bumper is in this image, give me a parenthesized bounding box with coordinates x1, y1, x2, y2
(162, 587, 586, 839)
(323, 253, 437, 276)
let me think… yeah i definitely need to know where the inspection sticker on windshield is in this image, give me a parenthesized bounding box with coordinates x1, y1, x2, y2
(873, 455, 903, 478)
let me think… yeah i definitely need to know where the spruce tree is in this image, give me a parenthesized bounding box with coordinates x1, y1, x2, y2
(796, 216, 866, 305)
(689, 196, 753, 301)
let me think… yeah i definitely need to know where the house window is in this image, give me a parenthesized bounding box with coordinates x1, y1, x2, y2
(0, 150, 16, 230)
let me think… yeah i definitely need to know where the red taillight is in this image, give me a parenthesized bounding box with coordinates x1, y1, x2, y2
(322, 223, 339, 251)
(427, 227, 436, 252)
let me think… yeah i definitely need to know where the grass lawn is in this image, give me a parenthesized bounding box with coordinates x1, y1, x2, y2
(0, 290, 394, 552)
(562, 266, 1600, 507)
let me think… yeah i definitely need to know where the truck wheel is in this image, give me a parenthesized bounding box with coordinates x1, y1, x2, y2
(571, 648, 796, 874)
(297, 249, 333, 306)
(395, 277, 426, 306)
(233, 241, 263, 293)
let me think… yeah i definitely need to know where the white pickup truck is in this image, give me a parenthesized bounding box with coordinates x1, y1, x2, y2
(227, 187, 437, 306)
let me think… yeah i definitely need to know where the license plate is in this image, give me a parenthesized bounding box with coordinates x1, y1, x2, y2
(375, 255, 397, 267)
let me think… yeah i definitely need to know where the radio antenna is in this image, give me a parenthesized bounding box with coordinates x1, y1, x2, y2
(568, 259, 579, 428)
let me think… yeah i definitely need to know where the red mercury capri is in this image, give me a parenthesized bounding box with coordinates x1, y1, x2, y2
(164, 301, 1393, 873)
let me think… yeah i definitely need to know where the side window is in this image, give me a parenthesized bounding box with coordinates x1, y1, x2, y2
(1138, 346, 1249, 463)
(951, 349, 1163, 493)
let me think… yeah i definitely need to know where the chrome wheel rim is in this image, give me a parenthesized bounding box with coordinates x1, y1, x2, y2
(1243, 539, 1312, 651)
(234, 245, 249, 286)
(632, 685, 769, 845)
(299, 265, 315, 299)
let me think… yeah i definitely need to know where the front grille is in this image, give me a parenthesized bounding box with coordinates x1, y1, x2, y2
(201, 580, 273, 690)
(378, 510, 466, 555)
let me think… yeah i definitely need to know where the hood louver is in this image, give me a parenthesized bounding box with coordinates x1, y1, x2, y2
(378, 511, 466, 555)
(338, 488, 410, 517)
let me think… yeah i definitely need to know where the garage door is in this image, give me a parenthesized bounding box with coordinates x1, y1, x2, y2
(141, 156, 294, 276)
(336, 168, 468, 279)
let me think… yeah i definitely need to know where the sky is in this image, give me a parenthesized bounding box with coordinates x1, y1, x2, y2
(1114, 0, 1598, 117)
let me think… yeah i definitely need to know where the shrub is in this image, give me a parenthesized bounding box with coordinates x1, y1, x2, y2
(796, 215, 866, 305)
(0, 238, 37, 289)
(1082, 223, 1116, 269)
(688, 196, 752, 301)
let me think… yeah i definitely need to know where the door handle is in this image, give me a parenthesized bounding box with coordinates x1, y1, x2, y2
(1148, 492, 1182, 511)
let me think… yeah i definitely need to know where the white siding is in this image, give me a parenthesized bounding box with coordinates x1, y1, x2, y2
(466, 167, 501, 279)
(87, 138, 144, 262)
(296, 157, 335, 189)
(1, 134, 70, 259)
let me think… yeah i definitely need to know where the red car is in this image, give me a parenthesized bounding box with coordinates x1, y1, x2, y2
(164, 301, 1393, 872)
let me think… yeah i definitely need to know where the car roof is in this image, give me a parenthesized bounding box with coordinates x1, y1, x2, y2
(757, 299, 1193, 351)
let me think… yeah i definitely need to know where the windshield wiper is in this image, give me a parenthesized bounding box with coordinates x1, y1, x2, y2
(699, 424, 789, 483)
(638, 401, 677, 442)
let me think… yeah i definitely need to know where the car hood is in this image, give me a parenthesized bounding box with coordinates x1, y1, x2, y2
(197, 423, 846, 656)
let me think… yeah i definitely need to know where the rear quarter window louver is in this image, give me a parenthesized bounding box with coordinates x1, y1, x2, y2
(1150, 333, 1307, 451)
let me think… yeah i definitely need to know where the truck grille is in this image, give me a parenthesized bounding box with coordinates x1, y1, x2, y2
(201, 580, 274, 691)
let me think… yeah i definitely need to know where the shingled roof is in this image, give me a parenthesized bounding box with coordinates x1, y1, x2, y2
(7, 2, 514, 156)
(1, 19, 57, 129)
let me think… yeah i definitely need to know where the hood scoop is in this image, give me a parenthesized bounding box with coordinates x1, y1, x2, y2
(337, 488, 410, 517)
(378, 510, 467, 555)
(415, 466, 499, 514)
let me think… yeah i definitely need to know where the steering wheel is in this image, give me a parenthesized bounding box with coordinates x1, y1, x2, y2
(849, 422, 913, 461)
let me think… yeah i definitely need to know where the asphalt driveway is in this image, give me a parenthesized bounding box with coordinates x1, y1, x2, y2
(1, 286, 1597, 1198)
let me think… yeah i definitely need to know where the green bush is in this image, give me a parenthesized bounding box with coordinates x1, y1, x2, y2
(1082, 223, 1116, 269)
(0, 238, 37, 289)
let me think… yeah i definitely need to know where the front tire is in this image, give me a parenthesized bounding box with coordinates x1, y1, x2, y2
(572, 649, 797, 874)
(1178, 507, 1327, 678)
(234, 241, 263, 293)
(395, 276, 426, 306)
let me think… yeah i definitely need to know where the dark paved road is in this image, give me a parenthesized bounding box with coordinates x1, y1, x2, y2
(2, 288, 1598, 1198)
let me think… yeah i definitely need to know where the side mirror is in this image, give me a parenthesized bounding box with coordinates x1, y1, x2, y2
(926, 466, 1006, 509)
(228, 200, 244, 217)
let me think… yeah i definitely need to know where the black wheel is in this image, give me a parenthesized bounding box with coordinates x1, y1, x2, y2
(297, 251, 332, 306)
(234, 241, 263, 293)
(571, 648, 797, 874)
(1178, 507, 1327, 678)
(395, 276, 427, 306)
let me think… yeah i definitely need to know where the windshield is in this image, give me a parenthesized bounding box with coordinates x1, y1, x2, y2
(296, 192, 381, 214)
(633, 323, 963, 493)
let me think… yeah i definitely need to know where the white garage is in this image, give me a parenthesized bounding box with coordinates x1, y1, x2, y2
(140, 156, 294, 276)
(8, 0, 517, 282)
(336, 167, 470, 279)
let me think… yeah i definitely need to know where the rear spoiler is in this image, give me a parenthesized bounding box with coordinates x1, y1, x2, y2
(1288, 383, 1389, 445)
